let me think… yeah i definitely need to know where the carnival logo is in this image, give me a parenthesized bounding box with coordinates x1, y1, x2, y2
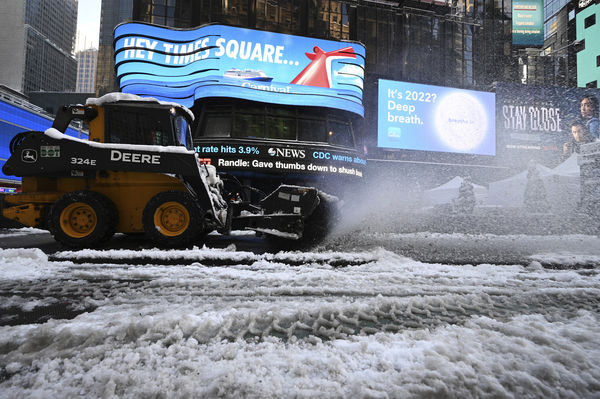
(267, 147, 306, 159)
(21, 149, 37, 163)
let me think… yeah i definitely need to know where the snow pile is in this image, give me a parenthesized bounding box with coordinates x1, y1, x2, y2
(1, 238, 599, 397)
(50, 246, 378, 267)
(1, 311, 598, 398)
(529, 252, 600, 268)
(323, 231, 600, 266)
(423, 176, 488, 206)
(52, 246, 261, 263)
(486, 157, 581, 213)
(0, 228, 47, 238)
(0, 248, 60, 280)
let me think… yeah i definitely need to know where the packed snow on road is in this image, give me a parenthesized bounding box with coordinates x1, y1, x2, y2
(0, 228, 599, 398)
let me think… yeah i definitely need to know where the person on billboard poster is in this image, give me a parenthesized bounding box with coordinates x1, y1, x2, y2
(562, 120, 593, 160)
(579, 95, 599, 141)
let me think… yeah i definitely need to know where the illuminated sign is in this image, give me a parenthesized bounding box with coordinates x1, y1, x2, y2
(512, 0, 544, 47)
(377, 80, 496, 156)
(114, 23, 366, 116)
(495, 83, 600, 165)
(194, 141, 366, 178)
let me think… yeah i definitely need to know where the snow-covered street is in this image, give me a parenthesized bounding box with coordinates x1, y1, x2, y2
(1, 229, 599, 398)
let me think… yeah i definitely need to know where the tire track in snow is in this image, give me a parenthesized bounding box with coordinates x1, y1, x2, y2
(1, 250, 598, 344)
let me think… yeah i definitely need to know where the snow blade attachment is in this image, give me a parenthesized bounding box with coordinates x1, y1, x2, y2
(230, 185, 334, 240)
(260, 185, 321, 217)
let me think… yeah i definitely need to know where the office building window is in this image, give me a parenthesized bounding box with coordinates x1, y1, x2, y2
(585, 14, 596, 29)
(135, 0, 192, 27)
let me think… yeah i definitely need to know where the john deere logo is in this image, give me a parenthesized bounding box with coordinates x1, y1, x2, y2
(21, 149, 38, 163)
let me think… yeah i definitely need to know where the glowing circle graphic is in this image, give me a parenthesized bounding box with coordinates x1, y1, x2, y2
(434, 92, 488, 152)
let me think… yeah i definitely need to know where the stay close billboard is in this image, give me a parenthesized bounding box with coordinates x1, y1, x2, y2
(496, 83, 600, 164)
(114, 23, 366, 116)
(377, 80, 496, 156)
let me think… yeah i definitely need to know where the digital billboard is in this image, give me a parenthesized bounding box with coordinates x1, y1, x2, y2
(113, 23, 366, 116)
(512, 0, 544, 47)
(495, 83, 600, 166)
(377, 80, 496, 156)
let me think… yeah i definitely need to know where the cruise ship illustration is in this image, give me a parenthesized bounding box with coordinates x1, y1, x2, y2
(224, 69, 273, 82)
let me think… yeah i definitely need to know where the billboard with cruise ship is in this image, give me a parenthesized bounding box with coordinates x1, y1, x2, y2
(114, 23, 366, 116)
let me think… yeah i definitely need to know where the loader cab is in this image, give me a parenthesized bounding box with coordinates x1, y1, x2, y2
(102, 102, 194, 150)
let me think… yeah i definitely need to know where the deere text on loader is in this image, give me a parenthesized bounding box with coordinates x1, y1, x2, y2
(1, 93, 334, 248)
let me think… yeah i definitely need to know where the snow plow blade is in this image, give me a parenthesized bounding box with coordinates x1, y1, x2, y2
(231, 185, 324, 239)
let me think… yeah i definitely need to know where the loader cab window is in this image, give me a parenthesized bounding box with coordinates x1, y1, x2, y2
(104, 103, 175, 146)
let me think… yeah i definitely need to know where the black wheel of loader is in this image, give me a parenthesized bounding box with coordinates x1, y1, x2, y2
(268, 193, 339, 250)
(305, 195, 339, 242)
(48, 191, 118, 248)
(142, 191, 204, 248)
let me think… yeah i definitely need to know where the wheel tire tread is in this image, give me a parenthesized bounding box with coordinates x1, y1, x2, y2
(142, 191, 203, 248)
(47, 190, 117, 248)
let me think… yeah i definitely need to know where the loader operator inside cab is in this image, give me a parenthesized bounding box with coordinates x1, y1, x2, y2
(148, 123, 166, 146)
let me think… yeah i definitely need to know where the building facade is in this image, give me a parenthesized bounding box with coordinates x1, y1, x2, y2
(76, 49, 98, 93)
(97, 0, 592, 185)
(0, 0, 78, 95)
(97, 0, 518, 94)
(576, 0, 600, 88)
(97, 0, 518, 157)
(520, 0, 600, 88)
(518, 0, 577, 87)
(96, 0, 135, 95)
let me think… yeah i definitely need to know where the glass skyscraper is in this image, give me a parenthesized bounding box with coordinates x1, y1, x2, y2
(0, 0, 78, 94)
